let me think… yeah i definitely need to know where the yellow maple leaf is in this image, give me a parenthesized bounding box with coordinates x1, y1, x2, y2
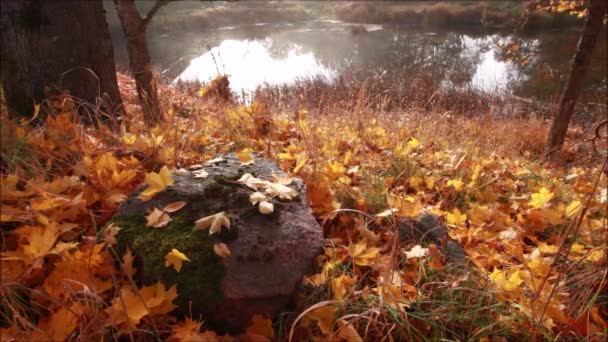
(447, 179, 464, 191)
(489, 268, 524, 291)
(169, 318, 219, 342)
(305, 306, 336, 335)
(32, 305, 78, 341)
(165, 249, 191, 272)
(106, 282, 177, 327)
(237, 148, 255, 165)
(139, 166, 174, 201)
(330, 274, 356, 300)
(194, 211, 230, 235)
(447, 208, 467, 226)
(565, 200, 582, 217)
(347, 240, 380, 267)
(529, 187, 553, 208)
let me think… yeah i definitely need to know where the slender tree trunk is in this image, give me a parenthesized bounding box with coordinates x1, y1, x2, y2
(113, 0, 165, 125)
(0, 0, 123, 120)
(545, 0, 607, 158)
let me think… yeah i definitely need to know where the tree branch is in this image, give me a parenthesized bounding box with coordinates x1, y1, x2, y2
(142, 0, 171, 28)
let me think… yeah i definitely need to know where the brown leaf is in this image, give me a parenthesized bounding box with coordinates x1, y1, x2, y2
(164, 201, 187, 213)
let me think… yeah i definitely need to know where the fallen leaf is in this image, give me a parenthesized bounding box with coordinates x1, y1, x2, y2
(265, 182, 298, 200)
(259, 201, 274, 214)
(244, 314, 274, 341)
(122, 248, 137, 277)
(146, 208, 172, 228)
(249, 192, 268, 205)
(213, 243, 231, 258)
(447, 208, 467, 226)
(139, 166, 174, 201)
(238, 173, 267, 190)
(336, 319, 363, 342)
(193, 169, 209, 179)
(194, 212, 230, 235)
(530, 187, 553, 209)
(237, 148, 255, 165)
(164, 201, 187, 213)
(102, 223, 121, 246)
(404, 245, 429, 259)
(169, 318, 219, 342)
(205, 157, 225, 165)
(106, 282, 178, 327)
(164, 248, 190, 272)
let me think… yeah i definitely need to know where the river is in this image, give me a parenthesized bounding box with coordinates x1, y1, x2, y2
(132, 19, 606, 104)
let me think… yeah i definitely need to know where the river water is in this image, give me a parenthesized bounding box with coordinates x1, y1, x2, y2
(142, 19, 606, 103)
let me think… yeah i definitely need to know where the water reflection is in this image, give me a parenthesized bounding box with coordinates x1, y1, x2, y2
(156, 20, 605, 100)
(176, 39, 336, 94)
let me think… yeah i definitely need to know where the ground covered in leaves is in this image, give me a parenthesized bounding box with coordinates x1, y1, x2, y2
(1, 75, 606, 341)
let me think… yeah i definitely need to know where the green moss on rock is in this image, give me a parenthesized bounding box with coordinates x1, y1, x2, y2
(111, 213, 225, 316)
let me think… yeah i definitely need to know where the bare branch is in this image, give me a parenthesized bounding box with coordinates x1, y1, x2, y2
(142, 0, 171, 28)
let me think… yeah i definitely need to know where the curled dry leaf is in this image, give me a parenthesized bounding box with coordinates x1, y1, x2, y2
(174, 168, 190, 176)
(213, 243, 231, 258)
(265, 182, 298, 200)
(164, 201, 187, 213)
(193, 169, 208, 179)
(259, 201, 274, 214)
(102, 223, 121, 246)
(194, 211, 230, 235)
(146, 208, 172, 228)
(249, 192, 268, 205)
(238, 173, 267, 190)
(271, 173, 293, 185)
(404, 245, 428, 259)
(122, 248, 136, 277)
(205, 157, 225, 165)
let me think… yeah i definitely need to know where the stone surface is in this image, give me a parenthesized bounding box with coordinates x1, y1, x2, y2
(398, 213, 467, 266)
(111, 153, 323, 331)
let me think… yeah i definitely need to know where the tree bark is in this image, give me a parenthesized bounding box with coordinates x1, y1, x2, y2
(0, 0, 123, 120)
(113, 0, 167, 125)
(545, 0, 607, 158)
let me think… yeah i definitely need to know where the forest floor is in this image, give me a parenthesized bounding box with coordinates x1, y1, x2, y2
(0, 74, 606, 341)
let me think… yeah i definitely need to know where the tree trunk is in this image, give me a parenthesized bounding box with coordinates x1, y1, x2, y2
(113, 0, 163, 125)
(545, 0, 607, 158)
(0, 0, 123, 120)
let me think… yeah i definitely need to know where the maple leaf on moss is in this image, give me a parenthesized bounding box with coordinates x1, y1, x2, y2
(139, 166, 174, 201)
(194, 211, 230, 235)
(164, 248, 190, 272)
(146, 208, 172, 228)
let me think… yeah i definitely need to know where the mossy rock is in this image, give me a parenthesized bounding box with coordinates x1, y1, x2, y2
(110, 153, 323, 332)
